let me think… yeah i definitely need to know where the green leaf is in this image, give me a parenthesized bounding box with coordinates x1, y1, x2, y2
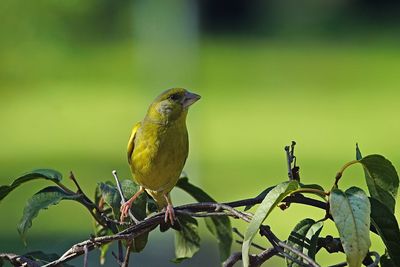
(242, 181, 299, 267)
(286, 218, 316, 267)
(173, 214, 200, 263)
(304, 221, 323, 260)
(369, 197, 400, 266)
(121, 179, 147, 221)
(18, 186, 79, 244)
(359, 155, 399, 213)
(329, 187, 371, 267)
(176, 177, 214, 202)
(285, 219, 323, 267)
(0, 169, 62, 201)
(204, 217, 232, 262)
(98, 180, 148, 252)
(176, 177, 232, 261)
(244, 186, 275, 211)
(98, 182, 121, 215)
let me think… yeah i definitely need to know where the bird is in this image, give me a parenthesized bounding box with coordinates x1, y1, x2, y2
(120, 88, 201, 224)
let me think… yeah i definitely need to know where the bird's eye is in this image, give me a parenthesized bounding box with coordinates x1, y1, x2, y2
(169, 93, 180, 101)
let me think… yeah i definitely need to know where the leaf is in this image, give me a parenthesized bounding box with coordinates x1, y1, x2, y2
(244, 186, 275, 211)
(286, 218, 316, 267)
(329, 187, 371, 267)
(304, 221, 324, 260)
(121, 179, 147, 221)
(176, 177, 232, 261)
(98, 182, 120, 215)
(359, 154, 399, 213)
(242, 181, 299, 267)
(18, 186, 79, 244)
(380, 250, 396, 267)
(94, 184, 114, 264)
(97, 180, 148, 252)
(173, 214, 200, 263)
(0, 169, 62, 201)
(285, 219, 323, 267)
(204, 217, 232, 262)
(369, 197, 400, 266)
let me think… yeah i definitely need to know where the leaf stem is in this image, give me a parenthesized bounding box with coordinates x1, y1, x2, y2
(294, 188, 329, 197)
(333, 160, 359, 188)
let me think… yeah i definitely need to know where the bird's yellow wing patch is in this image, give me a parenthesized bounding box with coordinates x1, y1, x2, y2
(127, 122, 141, 164)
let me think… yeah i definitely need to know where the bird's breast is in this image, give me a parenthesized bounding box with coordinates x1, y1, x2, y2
(131, 122, 188, 192)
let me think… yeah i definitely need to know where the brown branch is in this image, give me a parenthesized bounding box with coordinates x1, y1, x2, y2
(222, 248, 279, 267)
(122, 241, 133, 267)
(0, 253, 40, 267)
(11, 193, 327, 267)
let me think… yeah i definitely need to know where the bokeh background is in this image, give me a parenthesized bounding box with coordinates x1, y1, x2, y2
(1, 0, 400, 266)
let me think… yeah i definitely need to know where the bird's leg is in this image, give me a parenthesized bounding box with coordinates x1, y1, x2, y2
(164, 193, 176, 225)
(120, 186, 145, 222)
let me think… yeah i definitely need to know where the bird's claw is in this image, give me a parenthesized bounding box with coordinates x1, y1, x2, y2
(120, 201, 132, 222)
(164, 204, 176, 225)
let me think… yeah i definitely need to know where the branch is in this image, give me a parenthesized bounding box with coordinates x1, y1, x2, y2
(0, 253, 40, 267)
(5, 192, 328, 267)
(222, 248, 278, 267)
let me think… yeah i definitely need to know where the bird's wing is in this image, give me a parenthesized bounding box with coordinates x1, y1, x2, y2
(127, 122, 141, 164)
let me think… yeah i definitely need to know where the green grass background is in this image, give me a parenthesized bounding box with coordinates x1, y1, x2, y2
(1, 39, 399, 266)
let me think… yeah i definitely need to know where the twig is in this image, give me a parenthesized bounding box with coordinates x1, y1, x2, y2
(118, 241, 124, 265)
(222, 247, 279, 267)
(70, 171, 83, 193)
(83, 245, 88, 267)
(259, 225, 320, 267)
(122, 241, 133, 267)
(112, 170, 140, 224)
(333, 160, 359, 187)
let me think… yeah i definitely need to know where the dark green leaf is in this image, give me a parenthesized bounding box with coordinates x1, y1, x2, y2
(121, 179, 147, 221)
(176, 177, 232, 261)
(173, 215, 200, 263)
(176, 177, 213, 202)
(0, 169, 62, 201)
(204, 217, 232, 262)
(330, 187, 371, 267)
(381, 250, 396, 267)
(356, 143, 363, 160)
(18, 186, 79, 244)
(98, 180, 148, 253)
(98, 182, 120, 214)
(286, 218, 316, 267)
(359, 155, 399, 213)
(369, 197, 400, 266)
(242, 181, 299, 267)
(304, 221, 323, 260)
(94, 185, 114, 264)
(244, 186, 275, 211)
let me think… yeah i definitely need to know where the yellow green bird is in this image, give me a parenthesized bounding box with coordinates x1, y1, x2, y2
(120, 88, 201, 224)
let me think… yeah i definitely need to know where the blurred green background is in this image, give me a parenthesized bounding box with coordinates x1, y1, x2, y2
(1, 0, 400, 266)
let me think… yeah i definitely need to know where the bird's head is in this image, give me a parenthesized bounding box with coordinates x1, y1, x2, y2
(146, 88, 201, 124)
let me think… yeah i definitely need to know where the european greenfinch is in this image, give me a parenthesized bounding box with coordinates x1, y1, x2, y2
(120, 88, 201, 224)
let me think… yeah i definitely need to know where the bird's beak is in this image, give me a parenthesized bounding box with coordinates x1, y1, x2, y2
(182, 91, 201, 108)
